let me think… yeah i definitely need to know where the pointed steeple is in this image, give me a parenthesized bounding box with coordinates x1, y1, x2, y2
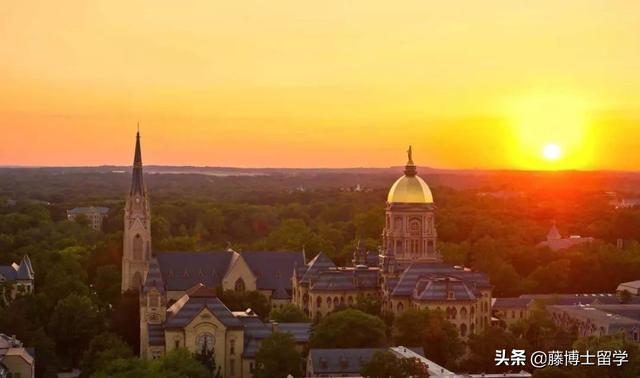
(130, 130, 145, 196)
(404, 145, 417, 177)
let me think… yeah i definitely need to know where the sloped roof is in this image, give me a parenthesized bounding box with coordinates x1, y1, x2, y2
(310, 268, 379, 292)
(165, 284, 242, 328)
(143, 258, 165, 294)
(412, 277, 476, 301)
(390, 262, 490, 298)
(156, 251, 235, 291)
(238, 315, 273, 358)
(241, 251, 304, 291)
(0, 256, 33, 282)
(67, 206, 109, 215)
(277, 323, 311, 343)
(300, 252, 336, 284)
(0, 266, 17, 281)
(308, 347, 425, 375)
(493, 297, 533, 309)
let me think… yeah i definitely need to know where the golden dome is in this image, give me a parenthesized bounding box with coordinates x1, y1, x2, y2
(387, 146, 434, 204)
(387, 175, 433, 204)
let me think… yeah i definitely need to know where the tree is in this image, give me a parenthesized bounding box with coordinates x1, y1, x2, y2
(461, 327, 526, 373)
(269, 304, 309, 322)
(194, 338, 222, 378)
(48, 294, 103, 367)
(360, 350, 428, 378)
(156, 348, 211, 378)
(311, 308, 386, 348)
(618, 289, 632, 304)
(94, 265, 121, 305)
(217, 290, 271, 319)
(80, 332, 133, 377)
(110, 290, 140, 354)
(253, 332, 302, 378)
(92, 349, 210, 378)
(393, 309, 463, 368)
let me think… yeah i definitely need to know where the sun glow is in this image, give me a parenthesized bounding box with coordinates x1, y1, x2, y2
(543, 143, 562, 161)
(506, 93, 595, 170)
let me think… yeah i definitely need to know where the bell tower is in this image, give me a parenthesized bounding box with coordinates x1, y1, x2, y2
(121, 130, 152, 292)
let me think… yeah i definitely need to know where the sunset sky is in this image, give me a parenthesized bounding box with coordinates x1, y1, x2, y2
(1, 1, 639, 169)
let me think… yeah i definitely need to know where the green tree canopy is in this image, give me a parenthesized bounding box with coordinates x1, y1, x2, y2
(360, 350, 429, 378)
(393, 308, 463, 368)
(80, 332, 133, 377)
(268, 304, 309, 323)
(48, 294, 103, 367)
(253, 332, 302, 378)
(311, 308, 386, 348)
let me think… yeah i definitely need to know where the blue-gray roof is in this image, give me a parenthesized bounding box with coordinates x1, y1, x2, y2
(148, 324, 165, 346)
(156, 251, 234, 291)
(67, 206, 109, 215)
(493, 297, 533, 309)
(310, 268, 379, 292)
(390, 263, 490, 299)
(0, 266, 17, 281)
(143, 258, 165, 294)
(308, 347, 425, 375)
(299, 253, 336, 284)
(238, 316, 273, 358)
(0, 256, 33, 282)
(241, 251, 304, 292)
(165, 285, 242, 329)
(277, 323, 311, 343)
(413, 277, 476, 301)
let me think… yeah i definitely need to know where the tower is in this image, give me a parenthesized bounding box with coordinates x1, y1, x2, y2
(380, 146, 440, 275)
(121, 131, 152, 292)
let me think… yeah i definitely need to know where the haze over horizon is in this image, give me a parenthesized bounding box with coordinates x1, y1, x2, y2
(1, 1, 639, 170)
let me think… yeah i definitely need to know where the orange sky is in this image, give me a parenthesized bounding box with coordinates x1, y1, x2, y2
(1, 1, 639, 169)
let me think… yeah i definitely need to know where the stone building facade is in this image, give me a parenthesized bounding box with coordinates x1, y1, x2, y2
(0, 255, 34, 305)
(292, 147, 493, 339)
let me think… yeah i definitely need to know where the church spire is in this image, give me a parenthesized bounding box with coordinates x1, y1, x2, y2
(404, 145, 417, 177)
(130, 129, 145, 195)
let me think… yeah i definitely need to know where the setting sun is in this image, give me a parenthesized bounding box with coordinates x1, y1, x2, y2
(543, 143, 563, 161)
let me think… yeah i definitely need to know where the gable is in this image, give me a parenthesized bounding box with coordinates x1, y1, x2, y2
(223, 253, 257, 291)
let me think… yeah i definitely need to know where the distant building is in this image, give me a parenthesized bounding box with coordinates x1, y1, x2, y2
(66, 206, 109, 231)
(306, 346, 532, 377)
(0, 333, 35, 378)
(617, 280, 640, 296)
(548, 304, 640, 341)
(492, 293, 640, 327)
(0, 256, 34, 305)
(536, 223, 594, 251)
(306, 346, 426, 377)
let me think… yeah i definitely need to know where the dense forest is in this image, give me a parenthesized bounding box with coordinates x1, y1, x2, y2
(1, 168, 640, 376)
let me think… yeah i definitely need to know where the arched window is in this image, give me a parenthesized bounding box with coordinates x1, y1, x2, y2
(234, 278, 245, 292)
(452, 307, 458, 320)
(397, 302, 404, 312)
(333, 297, 339, 306)
(460, 324, 467, 337)
(316, 296, 322, 308)
(196, 333, 214, 353)
(326, 297, 332, 308)
(133, 234, 143, 260)
(460, 307, 468, 319)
